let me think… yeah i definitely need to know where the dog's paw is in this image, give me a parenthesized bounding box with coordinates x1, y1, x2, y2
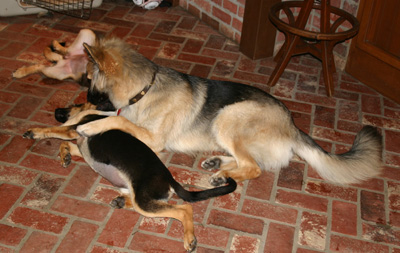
(76, 123, 97, 137)
(60, 152, 71, 168)
(201, 157, 221, 171)
(12, 68, 26, 79)
(209, 172, 227, 186)
(186, 237, 197, 252)
(110, 196, 125, 209)
(23, 130, 38, 139)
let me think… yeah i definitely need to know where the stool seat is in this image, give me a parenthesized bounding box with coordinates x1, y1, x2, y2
(267, 0, 360, 96)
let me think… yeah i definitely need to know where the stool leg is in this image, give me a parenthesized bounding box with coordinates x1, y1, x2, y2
(267, 34, 300, 86)
(321, 41, 336, 96)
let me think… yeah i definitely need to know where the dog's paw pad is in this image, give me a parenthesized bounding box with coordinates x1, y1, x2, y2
(110, 196, 125, 209)
(201, 157, 221, 171)
(23, 130, 34, 139)
(209, 175, 227, 186)
(61, 153, 71, 168)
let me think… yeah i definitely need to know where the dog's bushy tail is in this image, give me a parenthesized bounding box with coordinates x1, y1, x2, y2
(294, 125, 383, 184)
(173, 178, 237, 203)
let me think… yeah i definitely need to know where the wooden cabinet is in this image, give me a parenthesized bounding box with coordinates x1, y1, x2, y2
(346, 0, 400, 103)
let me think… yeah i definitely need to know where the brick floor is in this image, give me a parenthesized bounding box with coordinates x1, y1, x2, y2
(0, 1, 400, 252)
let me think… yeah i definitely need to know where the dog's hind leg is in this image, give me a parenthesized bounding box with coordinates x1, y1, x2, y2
(59, 141, 82, 167)
(13, 64, 45, 79)
(111, 193, 196, 252)
(43, 46, 63, 62)
(209, 140, 262, 186)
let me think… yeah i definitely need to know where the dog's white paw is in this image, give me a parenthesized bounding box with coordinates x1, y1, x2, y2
(76, 122, 99, 137)
(201, 157, 221, 171)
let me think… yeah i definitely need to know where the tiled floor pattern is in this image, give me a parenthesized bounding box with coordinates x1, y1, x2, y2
(0, 1, 399, 252)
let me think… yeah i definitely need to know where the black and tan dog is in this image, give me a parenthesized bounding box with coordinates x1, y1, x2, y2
(23, 109, 236, 252)
(71, 35, 383, 187)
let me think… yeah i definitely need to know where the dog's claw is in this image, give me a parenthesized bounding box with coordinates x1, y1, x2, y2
(201, 157, 221, 171)
(110, 196, 125, 209)
(23, 130, 34, 139)
(187, 237, 197, 252)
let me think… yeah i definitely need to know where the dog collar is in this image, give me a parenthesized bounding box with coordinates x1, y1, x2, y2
(117, 68, 157, 116)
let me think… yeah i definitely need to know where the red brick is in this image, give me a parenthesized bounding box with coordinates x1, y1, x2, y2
(299, 212, 327, 250)
(338, 100, 359, 121)
(0, 224, 27, 246)
(230, 234, 259, 252)
(169, 222, 230, 248)
(224, 0, 238, 14)
(131, 23, 155, 37)
(0, 165, 38, 186)
(276, 189, 328, 212)
(63, 166, 99, 197)
(246, 171, 274, 200)
(202, 48, 239, 61)
(0, 184, 24, 219)
(385, 130, 400, 153)
(295, 92, 336, 107)
(130, 232, 186, 252)
(213, 59, 235, 77)
(9, 207, 68, 233)
(31, 138, 61, 157)
(30, 111, 60, 126)
(277, 162, 305, 190)
(178, 53, 216, 65)
(314, 106, 335, 128)
(233, 71, 268, 85)
(56, 221, 98, 252)
(182, 39, 204, 54)
(0, 135, 34, 163)
(337, 120, 362, 133)
(155, 20, 176, 34)
(390, 211, 400, 227)
(292, 112, 311, 134)
(331, 200, 357, 235)
(362, 94, 382, 115)
(363, 114, 400, 130)
(381, 166, 400, 182)
(388, 181, 400, 211)
(207, 209, 264, 235)
(0, 41, 27, 58)
(212, 6, 231, 24)
(385, 153, 400, 168)
(242, 199, 298, 224)
(41, 90, 75, 112)
(20, 154, 74, 176)
(362, 223, 400, 247)
(7, 96, 42, 119)
(177, 16, 198, 30)
(190, 64, 212, 78)
(21, 174, 65, 209)
(312, 127, 356, 145)
(20, 231, 58, 252)
(361, 190, 386, 224)
(51, 196, 110, 222)
(139, 217, 169, 233)
(264, 223, 295, 253)
(306, 180, 357, 202)
(170, 153, 196, 168)
(212, 190, 240, 211)
(330, 234, 389, 252)
(149, 32, 186, 44)
(205, 34, 226, 49)
(0, 90, 21, 103)
(90, 186, 120, 205)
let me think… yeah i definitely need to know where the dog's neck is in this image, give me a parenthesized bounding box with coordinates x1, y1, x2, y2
(117, 67, 158, 115)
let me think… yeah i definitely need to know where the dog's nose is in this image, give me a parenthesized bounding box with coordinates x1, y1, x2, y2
(54, 108, 70, 123)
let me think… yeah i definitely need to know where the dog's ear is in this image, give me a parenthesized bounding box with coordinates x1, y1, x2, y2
(83, 43, 101, 66)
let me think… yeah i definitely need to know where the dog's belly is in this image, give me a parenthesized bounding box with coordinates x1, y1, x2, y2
(166, 131, 220, 153)
(77, 137, 129, 189)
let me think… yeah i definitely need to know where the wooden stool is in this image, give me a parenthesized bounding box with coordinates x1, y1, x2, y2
(267, 0, 359, 96)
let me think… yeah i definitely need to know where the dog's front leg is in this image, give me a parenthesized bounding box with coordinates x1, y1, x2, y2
(76, 116, 164, 152)
(23, 126, 79, 140)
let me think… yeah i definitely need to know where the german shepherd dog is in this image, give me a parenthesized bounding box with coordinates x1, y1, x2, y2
(73, 35, 383, 186)
(23, 109, 236, 252)
(13, 29, 95, 84)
